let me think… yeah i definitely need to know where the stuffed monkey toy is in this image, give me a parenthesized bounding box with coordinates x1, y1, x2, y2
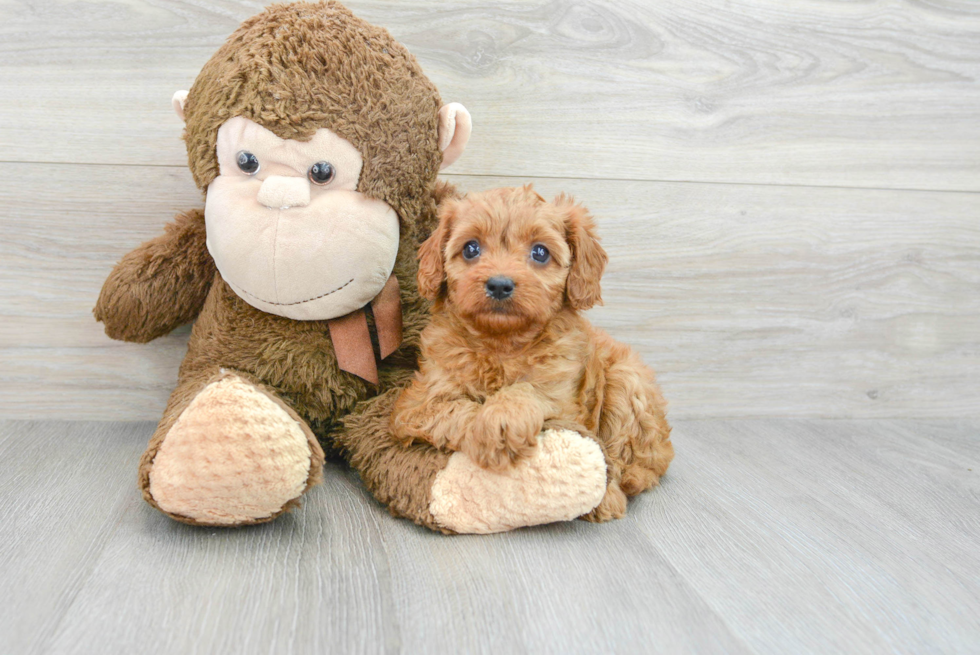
(95, 1, 608, 533)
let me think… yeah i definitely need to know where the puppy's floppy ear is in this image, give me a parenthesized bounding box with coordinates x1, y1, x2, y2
(558, 194, 608, 311)
(417, 199, 457, 301)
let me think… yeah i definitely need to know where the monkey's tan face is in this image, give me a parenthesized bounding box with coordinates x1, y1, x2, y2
(205, 116, 400, 320)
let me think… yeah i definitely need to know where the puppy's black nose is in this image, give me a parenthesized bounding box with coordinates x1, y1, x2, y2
(485, 276, 515, 300)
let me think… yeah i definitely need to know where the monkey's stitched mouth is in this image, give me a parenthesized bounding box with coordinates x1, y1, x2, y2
(233, 277, 355, 306)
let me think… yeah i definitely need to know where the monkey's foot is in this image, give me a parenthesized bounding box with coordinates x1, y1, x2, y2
(428, 429, 606, 534)
(146, 373, 324, 526)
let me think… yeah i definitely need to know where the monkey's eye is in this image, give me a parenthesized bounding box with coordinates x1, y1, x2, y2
(309, 161, 335, 185)
(462, 240, 481, 261)
(236, 151, 259, 175)
(530, 243, 551, 264)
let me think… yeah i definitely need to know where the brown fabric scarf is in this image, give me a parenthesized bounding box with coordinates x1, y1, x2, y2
(326, 274, 402, 384)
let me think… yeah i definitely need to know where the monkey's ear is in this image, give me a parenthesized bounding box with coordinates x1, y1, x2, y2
(559, 195, 608, 311)
(417, 200, 457, 301)
(438, 103, 472, 170)
(172, 90, 189, 123)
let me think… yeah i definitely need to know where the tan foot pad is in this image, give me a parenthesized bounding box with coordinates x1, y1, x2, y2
(148, 375, 317, 525)
(429, 429, 607, 534)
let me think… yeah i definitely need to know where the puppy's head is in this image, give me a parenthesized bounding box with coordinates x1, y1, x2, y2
(418, 185, 607, 336)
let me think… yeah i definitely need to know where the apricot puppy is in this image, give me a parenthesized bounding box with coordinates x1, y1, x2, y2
(391, 186, 674, 521)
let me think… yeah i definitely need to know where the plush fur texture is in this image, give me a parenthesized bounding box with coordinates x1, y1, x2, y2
(429, 428, 607, 534)
(391, 186, 675, 521)
(96, 2, 465, 529)
(94, 209, 214, 343)
(95, 2, 623, 533)
(148, 373, 325, 526)
(182, 1, 443, 247)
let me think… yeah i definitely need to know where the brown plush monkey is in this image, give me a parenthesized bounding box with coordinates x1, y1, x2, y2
(95, 1, 607, 533)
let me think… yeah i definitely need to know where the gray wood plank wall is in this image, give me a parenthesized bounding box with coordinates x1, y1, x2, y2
(1, 0, 978, 420)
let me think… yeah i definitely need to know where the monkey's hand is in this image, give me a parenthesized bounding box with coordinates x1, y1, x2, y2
(94, 209, 215, 343)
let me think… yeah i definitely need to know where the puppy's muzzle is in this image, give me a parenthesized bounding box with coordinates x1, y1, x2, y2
(485, 276, 515, 301)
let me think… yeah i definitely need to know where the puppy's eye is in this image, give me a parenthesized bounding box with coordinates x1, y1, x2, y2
(309, 161, 335, 185)
(236, 151, 259, 175)
(462, 240, 481, 261)
(530, 243, 551, 264)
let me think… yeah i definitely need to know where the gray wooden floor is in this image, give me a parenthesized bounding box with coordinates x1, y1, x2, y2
(3, 0, 980, 653)
(1, 419, 978, 654)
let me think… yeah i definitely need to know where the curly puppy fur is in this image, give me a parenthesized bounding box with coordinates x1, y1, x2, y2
(391, 186, 674, 521)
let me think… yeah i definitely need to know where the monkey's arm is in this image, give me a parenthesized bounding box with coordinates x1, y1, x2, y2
(94, 209, 215, 343)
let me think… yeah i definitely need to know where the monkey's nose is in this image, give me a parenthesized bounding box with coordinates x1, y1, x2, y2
(485, 276, 515, 301)
(257, 175, 310, 209)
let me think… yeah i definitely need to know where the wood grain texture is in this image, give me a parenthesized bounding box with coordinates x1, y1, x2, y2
(0, 421, 147, 655)
(1, 419, 977, 654)
(638, 419, 980, 654)
(2, 163, 977, 419)
(1, 0, 979, 190)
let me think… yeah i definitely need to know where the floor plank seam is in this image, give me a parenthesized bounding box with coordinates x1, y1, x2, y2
(29, 489, 133, 655)
(3, 160, 979, 196)
(626, 511, 758, 655)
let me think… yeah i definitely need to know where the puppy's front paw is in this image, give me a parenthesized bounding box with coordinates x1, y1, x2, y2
(581, 480, 627, 523)
(463, 402, 541, 471)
